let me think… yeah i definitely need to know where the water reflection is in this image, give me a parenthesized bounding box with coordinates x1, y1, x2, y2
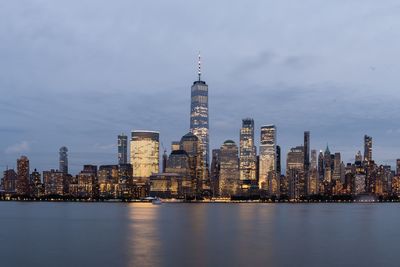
(126, 203, 161, 267)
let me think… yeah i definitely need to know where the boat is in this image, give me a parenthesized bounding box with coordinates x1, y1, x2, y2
(152, 198, 162, 205)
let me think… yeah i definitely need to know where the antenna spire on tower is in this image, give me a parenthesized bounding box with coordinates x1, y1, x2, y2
(198, 52, 201, 81)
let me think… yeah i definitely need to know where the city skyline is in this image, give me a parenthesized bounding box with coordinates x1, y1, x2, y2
(2, 1, 400, 174)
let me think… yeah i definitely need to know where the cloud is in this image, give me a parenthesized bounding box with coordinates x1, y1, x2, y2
(5, 141, 30, 154)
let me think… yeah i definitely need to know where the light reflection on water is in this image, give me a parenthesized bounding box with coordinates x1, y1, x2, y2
(0, 203, 400, 267)
(126, 203, 161, 267)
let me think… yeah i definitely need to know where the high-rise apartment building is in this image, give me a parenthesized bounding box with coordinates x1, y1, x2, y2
(239, 118, 256, 181)
(59, 146, 68, 174)
(130, 131, 159, 181)
(118, 134, 128, 165)
(364, 135, 372, 162)
(16, 156, 30, 195)
(259, 125, 276, 191)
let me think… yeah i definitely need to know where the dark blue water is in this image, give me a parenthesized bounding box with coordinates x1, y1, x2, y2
(0, 202, 398, 267)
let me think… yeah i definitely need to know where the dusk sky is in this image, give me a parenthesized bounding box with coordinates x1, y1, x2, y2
(1, 0, 400, 174)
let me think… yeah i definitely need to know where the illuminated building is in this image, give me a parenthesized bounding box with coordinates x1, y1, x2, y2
(303, 131, 310, 195)
(332, 152, 341, 181)
(287, 146, 304, 199)
(309, 149, 318, 194)
(130, 130, 159, 181)
(364, 135, 372, 162)
(43, 169, 65, 196)
(59, 146, 68, 174)
(354, 174, 366, 195)
(239, 118, 257, 181)
(323, 146, 332, 182)
(2, 169, 17, 193)
(259, 125, 276, 191)
(30, 169, 43, 197)
(149, 173, 193, 198)
(118, 163, 133, 198)
(16, 156, 30, 195)
(219, 140, 240, 197)
(190, 54, 209, 172)
(98, 165, 119, 198)
(318, 150, 324, 181)
(391, 176, 400, 196)
(73, 165, 97, 198)
(180, 132, 204, 195)
(118, 134, 128, 165)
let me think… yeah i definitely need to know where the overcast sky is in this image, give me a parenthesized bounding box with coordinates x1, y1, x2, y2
(1, 0, 400, 174)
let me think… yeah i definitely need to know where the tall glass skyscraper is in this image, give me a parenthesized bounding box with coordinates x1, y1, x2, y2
(190, 54, 209, 172)
(219, 140, 239, 197)
(364, 135, 372, 162)
(259, 125, 276, 190)
(130, 130, 159, 181)
(118, 134, 128, 164)
(239, 118, 256, 181)
(59, 146, 68, 174)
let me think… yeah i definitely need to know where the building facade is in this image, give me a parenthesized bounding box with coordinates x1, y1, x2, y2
(130, 131, 159, 181)
(259, 125, 276, 191)
(239, 118, 256, 181)
(118, 134, 128, 165)
(219, 140, 239, 197)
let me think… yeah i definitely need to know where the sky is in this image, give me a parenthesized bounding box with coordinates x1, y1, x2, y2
(1, 0, 400, 174)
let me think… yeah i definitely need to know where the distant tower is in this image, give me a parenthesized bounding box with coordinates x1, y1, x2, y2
(239, 118, 257, 181)
(59, 146, 68, 174)
(364, 135, 372, 162)
(276, 145, 281, 176)
(318, 150, 324, 181)
(118, 134, 128, 165)
(190, 53, 209, 172)
(16, 156, 30, 195)
(304, 131, 310, 172)
(259, 125, 276, 190)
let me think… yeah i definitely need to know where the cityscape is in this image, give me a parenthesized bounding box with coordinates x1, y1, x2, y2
(2, 57, 399, 202)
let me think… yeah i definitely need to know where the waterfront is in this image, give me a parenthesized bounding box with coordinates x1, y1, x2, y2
(0, 202, 398, 267)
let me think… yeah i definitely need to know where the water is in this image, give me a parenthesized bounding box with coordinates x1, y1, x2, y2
(0, 202, 398, 267)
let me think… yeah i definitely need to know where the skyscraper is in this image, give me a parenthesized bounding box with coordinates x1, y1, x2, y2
(16, 156, 29, 195)
(309, 149, 318, 194)
(190, 54, 209, 171)
(304, 131, 310, 171)
(304, 131, 310, 195)
(219, 140, 240, 197)
(287, 146, 305, 199)
(118, 134, 128, 165)
(276, 145, 281, 176)
(239, 118, 256, 181)
(364, 135, 372, 162)
(180, 132, 204, 194)
(59, 146, 68, 174)
(130, 131, 159, 181)
(259, 125, 276, 191)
